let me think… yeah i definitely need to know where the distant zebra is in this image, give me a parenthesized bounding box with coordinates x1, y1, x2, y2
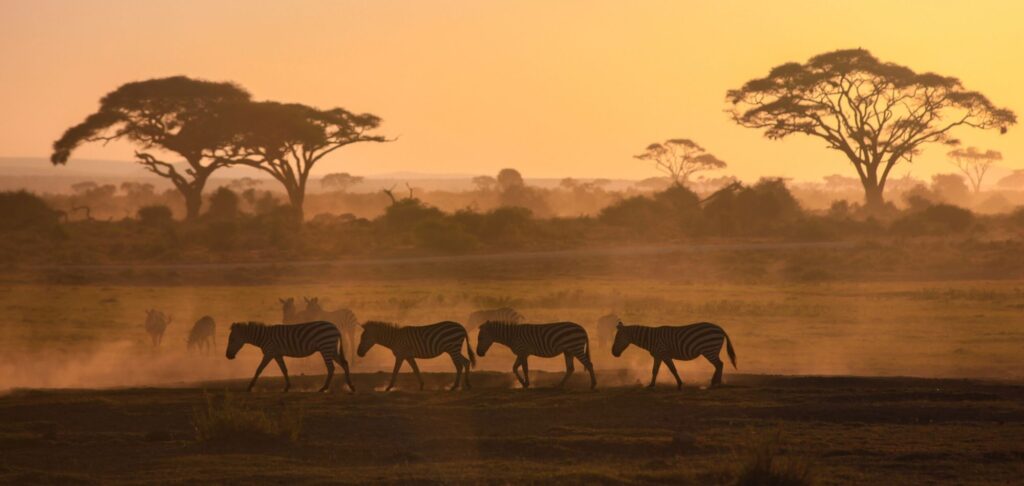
(357, 321, 475, 391)
(187, 315, 216, 354)
(466, 307, 524, 331)
(476, 321, 596, 389)
(596, 313, 620, 350)
(226, 321, 354, 393)
(303, 297, 359, 361)
(144, 309, 172, 347)
(280, 297, 315, 323)
(612, 321, 737, 389)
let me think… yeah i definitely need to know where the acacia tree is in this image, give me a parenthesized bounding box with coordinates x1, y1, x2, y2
(51, 76, 251, 219)
(947, 147, 1002, 193)
(213, 101, 387, 220)
(634, 139, 726, 187)
(727, 48, 1016, 211)
(321, 172, 365, 192)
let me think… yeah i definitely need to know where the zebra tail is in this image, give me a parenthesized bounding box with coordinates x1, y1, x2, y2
(465, 333, 476, 368)
(724, 330, 737, 369)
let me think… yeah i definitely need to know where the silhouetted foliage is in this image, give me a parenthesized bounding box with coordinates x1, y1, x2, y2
(0, 191, 59, 231)
(137, 205, 173, 227)
(703, 178, 802, 235)
(892, 203, 975, 235)
(948, 147, 1001, 193)
(634, 138, 726, 187)
(205, 187, 242, 221)
(728, 48, 1016, 210)
(51, 76, 251, 219)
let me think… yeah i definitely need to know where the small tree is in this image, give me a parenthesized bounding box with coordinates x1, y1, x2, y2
(472, 175, 497, 191)
(51, 76, 251, 220)
(948, 147, 1002, 193)
(496, 168, 524, 191)
(321, 172, 364, 192)
(727, 48, 1016, 211)
(634, 138, 726, 187)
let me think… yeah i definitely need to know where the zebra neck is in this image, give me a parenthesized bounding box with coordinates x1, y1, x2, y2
(246, 327, 269, 348)
(375, 328, 399, 349)
(491, 324, 517, 345)
(631, 327, 655, 351)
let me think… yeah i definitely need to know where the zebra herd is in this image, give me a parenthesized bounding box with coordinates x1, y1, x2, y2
(143, 301, 737, 392)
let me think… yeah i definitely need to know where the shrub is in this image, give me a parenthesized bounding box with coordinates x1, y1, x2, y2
(0, 191, 59, 231)
(205, 187, 242, 221)
(891, 204, 975, 235)
(137, 205, 173, 227)
(192, 392, 302, 443)
(413, 219, 479, 252)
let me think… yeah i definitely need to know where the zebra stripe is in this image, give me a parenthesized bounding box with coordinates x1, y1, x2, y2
(357, 321, 475, 391)
(611, 321, 737, 389)
(226, 320, 354, 393)
(466, 307, 524, 330)
(476, 321, 596, 389)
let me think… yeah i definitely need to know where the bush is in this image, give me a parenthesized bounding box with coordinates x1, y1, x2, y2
(703, 178, 802, 235)
(137, 205, 173, 227)
(192, 392, 302, 443)
(0, 191, 59, 231)
(414, 219, 479, 252)
(205, 188, 242, 221)
(891, 204, 975, 235)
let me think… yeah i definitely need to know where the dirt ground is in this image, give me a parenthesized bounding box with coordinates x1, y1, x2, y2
(1, 372, 1022, 484)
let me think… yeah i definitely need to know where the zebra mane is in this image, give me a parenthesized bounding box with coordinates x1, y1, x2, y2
(362, 320, 400, 330)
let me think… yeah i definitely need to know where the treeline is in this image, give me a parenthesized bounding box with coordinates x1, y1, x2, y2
(4, 178, 1024, 265)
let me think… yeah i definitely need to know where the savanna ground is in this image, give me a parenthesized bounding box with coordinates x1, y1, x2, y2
(1, 244, 1023, 483)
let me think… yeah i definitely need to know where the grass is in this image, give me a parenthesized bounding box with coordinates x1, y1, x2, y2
(192, 391, 303, 444)
(734, 431, 815, 486)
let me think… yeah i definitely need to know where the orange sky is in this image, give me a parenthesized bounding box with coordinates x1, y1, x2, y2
(1, 0, 1022, 182)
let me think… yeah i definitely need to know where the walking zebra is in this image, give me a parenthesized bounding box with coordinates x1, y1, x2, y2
(466, 307, 524, 331)
(611, 321, 736, 389)
(144, 309, 172, 347)
(476, 321, 596, 389)
(303, 297, 359, 361)
(187, 315, 216, 354)
(357, 321, 475, 391)
(225, 321, 354, 393)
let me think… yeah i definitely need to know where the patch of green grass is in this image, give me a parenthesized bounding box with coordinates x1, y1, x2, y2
(192, 392, 303, 443)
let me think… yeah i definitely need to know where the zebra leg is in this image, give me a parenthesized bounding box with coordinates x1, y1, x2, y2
(511, 357, 526, 388)
(248, 355, 273, 392)
(705, 352, 724, 387)
(319, 354, 335, 393)
(407, 358, 425, 390)
(558, 353, 575, 388)
(463, 355, 472, 390)
(448, 353, 463, 391)
(274, 357, 290, 392)
(663, 359, 684, 391)
(385, 358, 404, 392)
(648, 358, 662, 388)
(521, 357, 531, 388)
(579, 354, 596, 390)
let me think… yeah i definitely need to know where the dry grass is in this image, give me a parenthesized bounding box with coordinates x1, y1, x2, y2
(192, 392, 303, 444)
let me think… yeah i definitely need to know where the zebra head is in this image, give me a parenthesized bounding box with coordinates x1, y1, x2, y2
(280, 298, 296, 322)
(611, 321, 631, 357)
(226, 322, 253, 359)
(476, 322, 497, 356)
(358, 321, 394, 357)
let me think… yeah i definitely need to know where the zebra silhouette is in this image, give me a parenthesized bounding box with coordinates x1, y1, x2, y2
(466, 307, 523, 331)
(226, 321, 354, 393)
(476, 321, 596, 389)
(186, 315, 216, 354)
(357, 321, 475, 391)
(612, 321, 736, 389)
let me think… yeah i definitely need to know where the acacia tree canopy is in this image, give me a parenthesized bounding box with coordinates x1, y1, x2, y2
(634, 138, 726, 187)
(50, 76, 251, 219)
(727, 49, 1015, 210)
(210, 101, 387, 219)
(947, 147, 1002, 193)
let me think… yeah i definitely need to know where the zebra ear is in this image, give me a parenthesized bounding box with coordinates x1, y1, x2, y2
(279, 298, 286, 304)
(617, 321, 624, 328)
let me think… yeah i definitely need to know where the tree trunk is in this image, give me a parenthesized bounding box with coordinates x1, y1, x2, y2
(287, 186, 305, 222)
(183, 188, 203, 221)
(863, 183, 885, 213)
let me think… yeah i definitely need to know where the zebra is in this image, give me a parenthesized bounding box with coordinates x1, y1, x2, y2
(187, 315, 216, 354)
(476, 321, 596, 390)
(225, 320, 354, 393)
(144, 309, 171, 347)
(595, 313, 620, 350)
(611, 321, 737, 389)
(280, 297, 316, 323)
(303, 297, 359, 361)
(466, 307, 524, 332)
(356, 321, 475, 391)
